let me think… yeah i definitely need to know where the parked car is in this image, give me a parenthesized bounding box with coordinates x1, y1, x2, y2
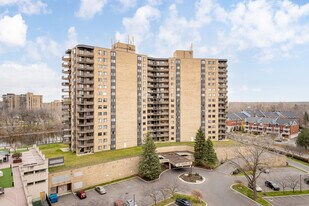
(304, 177, 309, 185)
(265, 180, 280, 191)
(259, 167, 270, 174)
(0, 187, 4, 195)
(76, 190, 87, 199)
(95, 186, 106, 195)
(232, 168, 241, 175)
(175, 198, 192, 206)
(125, 199, 137, 206)
(248, 183, 262, 192)
(114, 200, 125, 206)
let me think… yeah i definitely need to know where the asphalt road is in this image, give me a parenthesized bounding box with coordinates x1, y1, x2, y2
(53, 166, 259, 206)
(264, 195, 309, 206)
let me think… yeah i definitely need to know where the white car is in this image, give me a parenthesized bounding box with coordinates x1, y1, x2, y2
(95, 186, 106, 195)
(248, 183, 262, 192)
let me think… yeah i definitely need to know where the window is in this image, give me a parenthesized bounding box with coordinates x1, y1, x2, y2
(103, 125, 108, 129)
(98, 146, 102, 150)
(98, 132, 102, 136)
(98, 112, 102, 116)
(98, 139, 102, 143)
(98, 50, 102, 55)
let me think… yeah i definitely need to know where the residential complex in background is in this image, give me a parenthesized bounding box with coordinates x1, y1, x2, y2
(42, 100, 62, 111)
(1, 93, 43, 112)
(62, 42, 228, 154)
(227, 110, 300, 138)
(1, 93, 61, 113)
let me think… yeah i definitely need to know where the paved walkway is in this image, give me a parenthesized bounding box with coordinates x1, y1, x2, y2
(0, 167, 27, 206)
(287, 158, 309, 173)
(264, 194, 309, 206)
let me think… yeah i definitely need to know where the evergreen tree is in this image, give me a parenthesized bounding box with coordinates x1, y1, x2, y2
(296, 129, 309, 149)
(205, 138, 218, 166)
(194, 128, 206, 166)
(138, 134, 161, 180)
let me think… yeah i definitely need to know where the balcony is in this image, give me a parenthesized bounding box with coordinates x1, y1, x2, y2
(77, 51, 94, 57)
(78, 115, 94, 119)
(77, 142, 94, 148)
(62, 88, 69, 93)
(218, 63, 227, 67)
(77, 73, 94, 78)
(62, 55, 70, 61)
(62, 75, 69, 81)
(62, 82, 69, 87)
(218, 84, 228, 89)
(78, 66, 94, 71)
(62, 62, 71, 68)
(77, 128, 94, 134)
(218, 74, 227, 78)
(78, 122, 94, 127)
(78, 108, 94, 113)
(62, 68, 71, 74)
(78, 136, 94, 141)
(77, 101, 94, 105)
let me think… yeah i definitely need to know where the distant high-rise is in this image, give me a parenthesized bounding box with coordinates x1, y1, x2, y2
(62, 42, 228, 154)
(1, 92, 43, 112)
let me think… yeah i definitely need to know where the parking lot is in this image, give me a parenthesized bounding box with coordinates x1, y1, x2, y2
(264, 195, 309, 206)
(51, 160, 309, 206)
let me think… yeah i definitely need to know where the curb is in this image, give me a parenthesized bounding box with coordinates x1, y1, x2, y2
(230, 184, 262, 206)
(177, 173, 206, 185)
(137, 168, 171, 183)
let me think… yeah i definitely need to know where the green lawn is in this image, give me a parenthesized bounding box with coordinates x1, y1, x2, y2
(232, 184, 271, 206)
(0, 168, 13, 188)
(40, 140, 236, 173)
(264, 190, 309, 196)
(156, 193, 206, 206)
(40, 143, 143, 173)
(288, 157, 309, 167)
(232, 183, 309, 206)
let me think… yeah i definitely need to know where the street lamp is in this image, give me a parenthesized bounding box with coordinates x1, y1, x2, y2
(299, 175, 301, 191)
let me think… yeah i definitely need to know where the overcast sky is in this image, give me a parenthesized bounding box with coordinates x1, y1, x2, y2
(0, 0, 309, 102)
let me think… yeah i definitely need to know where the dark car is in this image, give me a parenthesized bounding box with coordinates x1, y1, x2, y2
(76, 190, 87, 199)
(265, 180, 280, 191)
(304, 177, 309, 185)
(232, 168, 241, 175)
(175, 198, 192, 206)
(0, 187, 4, 195)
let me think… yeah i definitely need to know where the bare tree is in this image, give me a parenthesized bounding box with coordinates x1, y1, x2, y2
(191, 190, 203, 203)
(146, 185, 161, 206)
(228, 144, 268, 200)
(287, 175, 299, 193)
(276, 176, 288, 193)
(165, 178, 179, 196)
(159, 186, 170, 200)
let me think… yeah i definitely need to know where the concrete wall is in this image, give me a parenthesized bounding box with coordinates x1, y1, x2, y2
(48, 145, 286, 194)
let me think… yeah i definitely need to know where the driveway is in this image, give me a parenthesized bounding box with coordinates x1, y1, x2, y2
(54, 167, 258, 206)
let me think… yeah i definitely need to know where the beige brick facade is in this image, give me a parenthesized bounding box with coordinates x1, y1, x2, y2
(62, 42, 228, 154)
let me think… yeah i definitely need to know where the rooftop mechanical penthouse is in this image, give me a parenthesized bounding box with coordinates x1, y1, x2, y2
(62, 42, 228, 154)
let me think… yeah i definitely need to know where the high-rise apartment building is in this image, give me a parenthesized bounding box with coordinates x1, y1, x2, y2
(1, 92, 43, 112)
(62, 42, 228, 154)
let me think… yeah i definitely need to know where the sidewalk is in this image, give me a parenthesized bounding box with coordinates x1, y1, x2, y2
(0, 167, 27, 206)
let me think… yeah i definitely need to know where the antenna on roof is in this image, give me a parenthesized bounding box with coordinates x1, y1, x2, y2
(190, 43, 193, 51)
(132, 36, 135, 45)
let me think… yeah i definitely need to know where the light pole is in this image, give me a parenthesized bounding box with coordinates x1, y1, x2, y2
(299, 175, 301, 191)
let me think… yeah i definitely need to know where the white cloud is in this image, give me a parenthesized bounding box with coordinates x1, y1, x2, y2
(0, 0, 50, 15)
(115, 5, 160, 48)
(147, 0, 162, 6)
(117, 0, 137, 11)
(0, 14, 27, 48)
(76, 0, 107, 19)
(65, 26, 78, 49)
(26, 36, 61, 61)
(0, 62, 61, 102)
(214, 0, 309, 60)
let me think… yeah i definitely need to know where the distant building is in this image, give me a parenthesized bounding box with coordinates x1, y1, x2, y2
(1, 93, 43, 112)
(227, 110, 299, 138)
(42, 100, 61, 111)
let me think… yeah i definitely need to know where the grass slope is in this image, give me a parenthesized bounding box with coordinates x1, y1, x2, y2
(0, 168, 13, 188)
